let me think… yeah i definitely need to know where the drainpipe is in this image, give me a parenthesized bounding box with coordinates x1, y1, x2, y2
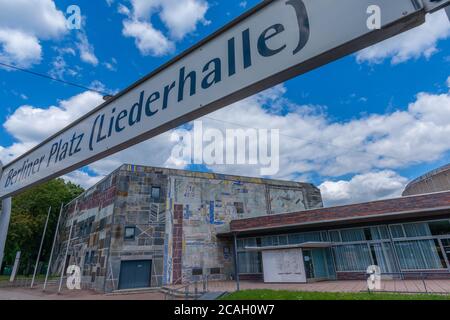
(233, 233, 240, 291)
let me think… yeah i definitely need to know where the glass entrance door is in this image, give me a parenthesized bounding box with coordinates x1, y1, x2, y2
(303, 248, 336, 281)
(303, 250, 314, 279)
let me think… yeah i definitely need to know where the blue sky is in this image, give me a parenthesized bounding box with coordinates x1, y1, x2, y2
(0, 0, 449, 206)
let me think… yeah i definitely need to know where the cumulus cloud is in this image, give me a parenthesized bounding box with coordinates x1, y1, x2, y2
(77, 32, 99, 66)
(319, 171, 408, 206)
(2, 91, 103, 146)
(0, 29, 42, 67)
(62, 170, 104, 189)
(0, 0, 67, 67)
(120, 0, 209, 56)
(122, 19, 174, 56)
(356, 10, 450, 64)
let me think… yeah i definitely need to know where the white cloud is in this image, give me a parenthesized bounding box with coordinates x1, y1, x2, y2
(157, 0, 209, 40)
(62, 170, 104, 189)
(319, 171, 408, 206)
(357, 11, 450, 64)
(0, 0, 66, 38)
(122, 19, 174, 56)
(0, 0, 67, 67)
(0, 29, 42, 67)
(3, 91, 103, 146)
(103, 57, 117, 71)
(77, 32, 99, 66)
(120, 0, 209, 56)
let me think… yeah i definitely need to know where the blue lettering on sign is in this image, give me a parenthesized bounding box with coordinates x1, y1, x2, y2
(86, 0, 309, 154)
(4, 0, 310, 190)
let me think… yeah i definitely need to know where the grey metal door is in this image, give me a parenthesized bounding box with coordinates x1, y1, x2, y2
(118, 260, 152, 290)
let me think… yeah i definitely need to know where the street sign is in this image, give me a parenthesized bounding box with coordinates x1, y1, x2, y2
(0, 0, 437, 198)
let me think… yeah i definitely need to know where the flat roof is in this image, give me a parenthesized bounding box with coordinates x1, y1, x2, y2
(220, 190, 450, 237)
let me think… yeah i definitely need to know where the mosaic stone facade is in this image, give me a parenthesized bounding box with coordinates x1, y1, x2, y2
(52, 165, 322, 292)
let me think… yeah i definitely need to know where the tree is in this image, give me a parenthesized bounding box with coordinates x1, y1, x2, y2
(1, 179, 84, 275)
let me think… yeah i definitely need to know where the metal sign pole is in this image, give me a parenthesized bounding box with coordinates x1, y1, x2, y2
(9, 251, 21, 282)
(43, 203, 64, 291)
(0, 197, 12, 272)
(58, 221, 73, 293)
(31, 206, 51, 288)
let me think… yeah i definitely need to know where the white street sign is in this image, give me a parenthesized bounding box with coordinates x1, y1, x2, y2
(0, 0, 438, 198)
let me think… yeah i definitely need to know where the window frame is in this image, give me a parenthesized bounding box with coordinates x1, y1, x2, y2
(124, 226, 136, 241)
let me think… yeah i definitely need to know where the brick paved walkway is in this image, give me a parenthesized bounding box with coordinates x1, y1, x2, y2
(170, 279, 450, 294)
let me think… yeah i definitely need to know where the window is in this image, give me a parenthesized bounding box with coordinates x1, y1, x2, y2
(340, 228, 365, 242)
(210, 268, 221, 275)
(390, 225, 405, 238)
(428, 220, 450, 236)
(261, 236, 273, 247)
(192, 268, 203, 276)
(394, 240, 445, 270)
(278, 235, 288, 245)
(238, 252, 262, 274)
(330, 231, 341, 242)
(84, 252, 90, 265)
(151, 186, 161, 201)
(403, 223, 431, 237)
(124, 226, 136, 240)
(234, 202, 244, 214)
(333, 244, 373, 272)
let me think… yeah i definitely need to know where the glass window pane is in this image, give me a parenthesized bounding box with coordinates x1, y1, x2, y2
(333, 244, 372, 272)
(378, 226, 389, 240)
(278, 235, 288, 245)
(403, 223, 431, 237)
(394, 240, 444, 270)
(245, 238, 257, 248)
(390, 225, 404, 238)
(330, 231, 341, 242)
(428, 220, 450, 236)
(261, 236, 272, 247)
(238, 252, 262, 274)
(124, 227, 135, 240)
(340, 228, 366, 242)
(288, 234, 301, 245)
(151, 186, 161, 200)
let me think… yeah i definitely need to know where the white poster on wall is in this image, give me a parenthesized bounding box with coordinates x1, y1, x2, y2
(262, 248, 306, 283)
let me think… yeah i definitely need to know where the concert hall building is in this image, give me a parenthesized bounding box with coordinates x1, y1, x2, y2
(52, 164, 450, 292)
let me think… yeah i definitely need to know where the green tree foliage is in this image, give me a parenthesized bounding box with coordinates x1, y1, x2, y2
(2, 179, 84, 275)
